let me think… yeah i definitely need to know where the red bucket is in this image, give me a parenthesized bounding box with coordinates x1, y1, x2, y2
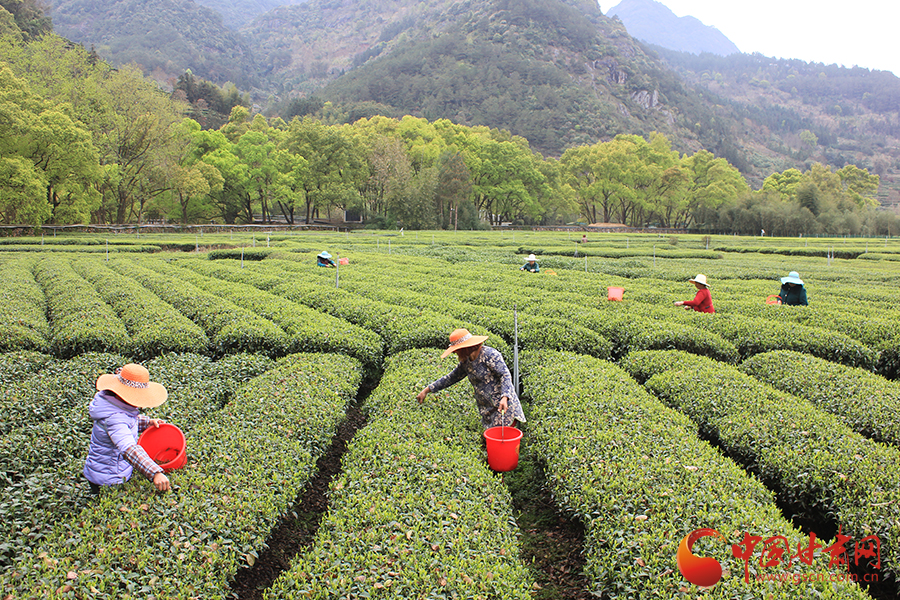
(484, 426, 523, 471)
(138, 423, 186, 472)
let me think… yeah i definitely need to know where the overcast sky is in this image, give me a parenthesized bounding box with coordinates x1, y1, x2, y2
(606, 0, 900, 77)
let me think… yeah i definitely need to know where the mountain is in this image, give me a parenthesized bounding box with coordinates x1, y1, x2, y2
(244, 0, 730, 159)
(48, 0, 258, 86)
(40, 0, 900, 193)
(192, 0, 307, 30)
(606, 0, 739, 57)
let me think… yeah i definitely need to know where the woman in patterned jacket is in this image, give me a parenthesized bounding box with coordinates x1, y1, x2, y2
(416, 329, 526, 429)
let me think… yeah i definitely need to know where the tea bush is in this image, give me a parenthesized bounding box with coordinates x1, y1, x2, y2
(741, 350, 900, 446)
(207, 248, 273, 260)
(71, 258, 210, 358)
(684, 312, 878, 368)
(0, 350, 55, 385)
(271, 278, 509, 358)
(107, 258, 290, 356)
(520, 349, 870, 598)
(267, 350, 533, 599)
(156, 261, 384, 371)
(33, 256, 132, 358)
(2, 353, 361, 599)
(334, 277, 613, 360)
(624, 350, 900, 586)
(0, 259, 50, 353)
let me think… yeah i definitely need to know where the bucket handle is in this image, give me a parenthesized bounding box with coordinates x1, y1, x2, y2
(500, 408, 507, 441)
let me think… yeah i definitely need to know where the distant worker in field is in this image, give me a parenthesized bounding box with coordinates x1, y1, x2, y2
(581, 234, 588, 243)
(674, 274, 715, 314)
(416, 329, 526, 430)
(316, 251, 336, 267)
(83, 364, 172, 495)
(777, 271, 808, 306)
(520, 253, 540, 273)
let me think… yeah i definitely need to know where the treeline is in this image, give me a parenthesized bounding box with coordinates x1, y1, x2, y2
(0, 33, 893, 235)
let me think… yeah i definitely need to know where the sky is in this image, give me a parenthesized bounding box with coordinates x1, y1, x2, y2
(605, 0, 900, 77)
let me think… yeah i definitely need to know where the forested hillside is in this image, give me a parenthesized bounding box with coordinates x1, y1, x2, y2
(48, 0, 258, 87)
(38, 0, 900, 195)
(2, 0, 897, 232)
(654, 47, 900, 207)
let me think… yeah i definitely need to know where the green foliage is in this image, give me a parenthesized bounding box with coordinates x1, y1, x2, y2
(625, 350, 900, 585)
(71, 257, 211, 358)
(521, 349, 869, 598)
(689, 312, 878, 368)
(0, 0, 51, 39)
(0, 258, 49, 352)
(33, 256, 132, 357)
(162, 259, 385, 371)
(266, 350, 533, 598)
(2, 353, 361, 598)
(0, 352, 128, 573)
(50, 0, 257, 87)
(263, 258, 509, 357)
(207, 247, 273, 260)
(742, 350, 900, 446)
(106, 257, 291, 356)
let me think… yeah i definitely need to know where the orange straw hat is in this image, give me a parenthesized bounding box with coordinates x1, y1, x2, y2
(440, 328, 489, 359)
(96, 363, 168, 408)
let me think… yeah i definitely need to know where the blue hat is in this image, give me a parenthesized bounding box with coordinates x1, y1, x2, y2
(781, 271, 803, 285)
(318, 251, 332, 259)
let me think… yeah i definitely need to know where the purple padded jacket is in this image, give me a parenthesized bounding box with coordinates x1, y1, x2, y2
(83, 390, 160, 486)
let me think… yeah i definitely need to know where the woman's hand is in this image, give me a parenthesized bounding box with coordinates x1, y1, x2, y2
(673, 301, 683, 306)
(416, 387, 429, 403)
(153, 472, 171, 492)
(148, 418, 165, 428)
(499, 396, 509, 413)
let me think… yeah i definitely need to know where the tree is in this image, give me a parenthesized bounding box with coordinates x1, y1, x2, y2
(761, 168, 803, 201)
(837, 164, 879, 208)
(434, 151, 472, 229)
(681, 149, 748, 227)
(283, 117, 365, 223)
(0, 64, 101, 224)
(160, 119, 224, 223)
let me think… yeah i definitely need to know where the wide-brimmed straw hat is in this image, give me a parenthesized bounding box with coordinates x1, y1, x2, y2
(96, 364, 168, 408)
(781, 271, 804, 286)
(318, 251, 332, 259)
(689, 274, 710, 287)
(526, 254, 537, 261)
(440, 328, 488, 359)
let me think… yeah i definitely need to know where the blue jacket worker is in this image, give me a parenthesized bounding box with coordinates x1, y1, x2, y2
(317, 251, 336, 267)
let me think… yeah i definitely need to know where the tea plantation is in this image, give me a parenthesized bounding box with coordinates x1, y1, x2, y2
(1, 229, 898, 599)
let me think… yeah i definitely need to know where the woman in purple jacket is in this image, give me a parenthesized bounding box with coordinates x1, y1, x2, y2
(83, 363, 172, 494)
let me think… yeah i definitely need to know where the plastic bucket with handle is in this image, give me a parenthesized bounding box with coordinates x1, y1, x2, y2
(138, 423, 186, 472)
(765, 294, 782, 305)
(607, 286, 625, 301)
(484, 426, 523, 471)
